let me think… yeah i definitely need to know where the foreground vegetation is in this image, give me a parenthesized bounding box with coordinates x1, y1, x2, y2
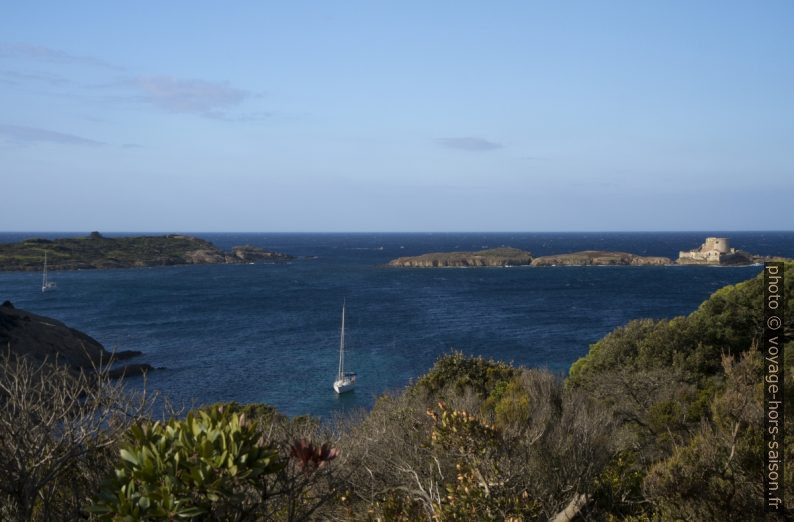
(1, 264, 792, 520)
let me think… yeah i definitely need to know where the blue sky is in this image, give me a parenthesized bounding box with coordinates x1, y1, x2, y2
(1, 1, 792, 232)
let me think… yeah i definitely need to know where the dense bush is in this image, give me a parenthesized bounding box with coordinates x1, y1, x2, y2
(414, 351, 517, 400)
(566, 263, 794, 519)
(0, 351, 147, 521)
(93, 403, 342, 521)
(643, 351, 766, 520)
(337, 361, 612, 521)
(92, 407, 284, 520)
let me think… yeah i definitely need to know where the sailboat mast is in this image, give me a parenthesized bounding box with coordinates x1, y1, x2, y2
(338, 302, 345, 378)
(42, 251, 47, 287)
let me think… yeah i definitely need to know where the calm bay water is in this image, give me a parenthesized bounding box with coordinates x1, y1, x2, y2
(1, 231, 791, 417)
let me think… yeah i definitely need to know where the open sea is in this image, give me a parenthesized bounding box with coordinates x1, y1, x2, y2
(1, 231, 792, 418)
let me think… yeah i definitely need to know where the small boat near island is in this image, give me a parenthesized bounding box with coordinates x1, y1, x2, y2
(333, 301, 356, 394)
(41, 251, 56, 292)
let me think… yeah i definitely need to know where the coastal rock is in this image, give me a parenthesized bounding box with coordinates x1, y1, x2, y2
(0, 301, 151, 376)
(676, 252, 788, 266)
(530, 251, 672, 267)
(185, 248, 227, 264)
(630, 256, 672, 266)
(388, 247, 533, 267)
(227, 245, 294, 263)
(108, 363, 153, 379)
(676, 249, 787, 266)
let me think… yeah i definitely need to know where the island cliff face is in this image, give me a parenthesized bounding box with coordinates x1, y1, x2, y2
(387, 247, 534, 267)
(530, 251, 672, 266)
(0, 232, 293, 271)
(0, 300, 150, 377)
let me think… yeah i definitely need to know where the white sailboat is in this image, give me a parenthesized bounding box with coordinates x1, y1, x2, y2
(41, 251, 57, 292)
(333, 301, 356, 394)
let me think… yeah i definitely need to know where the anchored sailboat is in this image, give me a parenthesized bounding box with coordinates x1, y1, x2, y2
(333, 301, 356, 394)
(41, 251, 57, 292)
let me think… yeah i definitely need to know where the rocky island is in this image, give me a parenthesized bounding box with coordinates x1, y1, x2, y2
(0, 300, 150, 377)
(0, 232, 293, 271)
(387, 247, 534, 267)
(388, 237, 788, 268)
(386, 247, 671, 268)
(531, 251, 672, 266)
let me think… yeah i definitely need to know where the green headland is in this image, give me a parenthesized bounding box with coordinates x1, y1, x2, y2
(0, 231, 292, 271)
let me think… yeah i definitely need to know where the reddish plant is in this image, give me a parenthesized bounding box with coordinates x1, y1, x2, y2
(289, 438, 339, 471)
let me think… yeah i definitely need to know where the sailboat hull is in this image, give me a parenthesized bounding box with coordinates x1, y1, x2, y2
(333, 380, 355, 394)
(333, 373, 356, 393)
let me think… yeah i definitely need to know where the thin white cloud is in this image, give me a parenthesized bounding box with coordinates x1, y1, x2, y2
(133, 76, 249, 114)
(1, 43, 264, 121)
(0, 69, 72, 87)
(0, 124, 104, 146)
(203, 110, 273, 122)
(0, 43, 121, 70)
(436, 137, 503, 151)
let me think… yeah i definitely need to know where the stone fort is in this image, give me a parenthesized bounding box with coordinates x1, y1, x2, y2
(678, 237, 736, 263)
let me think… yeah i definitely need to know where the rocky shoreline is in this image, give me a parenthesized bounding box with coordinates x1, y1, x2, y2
(0, 232, 293, 271)
(675, 251, 784, 266)
(0, 300, 151, 377)
(530, 251, 671, 266)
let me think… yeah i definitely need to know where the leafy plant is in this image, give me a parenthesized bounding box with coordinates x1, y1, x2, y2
(92, 406, 282, 520)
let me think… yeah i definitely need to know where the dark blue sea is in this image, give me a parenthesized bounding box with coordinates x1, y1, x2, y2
(1, 232, 791, 417)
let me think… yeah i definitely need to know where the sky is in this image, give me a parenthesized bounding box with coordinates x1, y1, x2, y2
(1, 1, 792, 232)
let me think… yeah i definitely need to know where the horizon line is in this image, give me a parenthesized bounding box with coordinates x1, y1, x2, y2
(1, 229, 794, 235)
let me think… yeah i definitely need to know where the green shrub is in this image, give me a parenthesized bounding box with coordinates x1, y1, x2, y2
(415, 351, 517, 399)
(428, 402, 541, 521)
(92, 406, 283, 520)
(590, 451, 647, 519)
(479, 377, 536, 430)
